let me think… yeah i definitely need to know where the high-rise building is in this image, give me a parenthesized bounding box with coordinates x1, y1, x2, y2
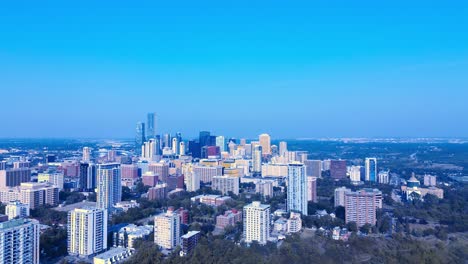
(148, 162, 169, 182)
(0, 168, 31, 188)
(199, 131, 211, 148)
(279, 141, 288, 157)
(349, 166, 362, 182)
(259, 134, 271, 155)
(365, 158, 377, 182)
(147, 183, 167, 200)
(82, 147, 91, 162)
(212, 176, 239, 195)
(287, 163, 308, 215)
(154, 208, 181, 250)
(146, 112, 157, 140)
(121, 164, 139, 187)
(172, 137, 179, 155)
(79, 162, 96, 191)
(252, 145, 262, 176)
(0, 182, 59, 209)
(193, 165, 223, 183)
(96, 163, 121, 211)
(378, 170, 390, 184)
(179, 142, 186, 156)
(243, 201, 270, 245)
(307, 176, 317, 202)
(13, 161, 29, 169)
(5, 201, 30, 220)
(68, 207, 107, 257)
(330, 160, 347, 179)
(180, 231, 201, 257)
(304, 160, 322, 177)
(345, 189, 382, 227)
(215, 136, 226, 152)
(255, 180, 274, 198)
(0, 218, 40, 264)
(183, 164, 200, 192)
(141, 139, 160, 161)
(334, 187, 350, 207)
(135, 122, 146, 154)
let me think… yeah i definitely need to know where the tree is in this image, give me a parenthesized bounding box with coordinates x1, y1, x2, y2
(346, 221, 358, 232)
(360, 223, 373, 234)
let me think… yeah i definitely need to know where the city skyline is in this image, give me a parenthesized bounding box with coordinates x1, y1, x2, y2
(1, 1, 468, 138)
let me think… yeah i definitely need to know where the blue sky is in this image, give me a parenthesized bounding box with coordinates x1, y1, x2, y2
(1, 1, 467, 139)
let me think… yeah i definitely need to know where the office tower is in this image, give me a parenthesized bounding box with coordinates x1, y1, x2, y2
(307, 176, 317, 202)
(187, 141, 201, 158)
(424, 174, 437, 186)
(199, 131, 210, 148)
(146, 112, 157, 139)
(0, 182, 59, 209)
(345, 189, 382, 227)
(378, 170, 390, 184)
(216, 136, 226, 152)
(135, 122, 146, 154)
(252, 145, 262, 176)
(349, 166, 362, 182)
(162, 133, 171, 148)
(68, 207, 107, 257)
(0, 168, 31, 188)
(45, 154, 56, 163)
(243, 201, 270, 245)
(330, 160, 347, 179)
(148, 162, 169, 182)
(259, 134, 271, 155)
(96, 163, 121, 211)
(82, 147, 91, 162)
(179, 142, 186, 156)
(38, 172, 64, 190)
(365, 158, 377, 182)
(79, 162, 96, 191)
(5, 201, 30, 220)
(287, 163, 308, 215)
(212, 176, 239, 195)
(141, 139, 160, 161)
(172, 137, 178, 154)
(0, 218, 40, 264)
(183, 164, 200, 192)
(154, 208, 181, 250)
(180, 231, 201, 257)
(193, 165, 222, 183)
(206, 146, 220, 158)
(304, 160, 322, 177)
(279, 141, 288, 157)
(334, 187, 350, 207)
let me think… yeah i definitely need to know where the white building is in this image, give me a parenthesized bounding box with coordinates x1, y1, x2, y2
(287, 212, 302, 233)
(334, 187, 351, 207)
(68, 207, 108, 257)
(255, 180, 274, 198)
(349, 166, 362, 182)
(259, 134, 271, 155)
(216, 136, 226, 152)
(212, 175, 239, 195)
(183, 164, 200, 192)
(287, 163, 308, 215)
(378, 170, 390, 184)
(96, 163, 121, 211)
(261, 164, 288, 177)
(252, 145, 263, 176)
(93, 247, 133, 264)
(0, 218, 40, 264)
(279, 141, 288, 157)
(243, 201, 270, 245)
(83, 147, 91, 162)
(5, 200, 30, 220)
(154, 208, 181, 250)
(38, 172, 64, 190)
(114, 224, 153, 250)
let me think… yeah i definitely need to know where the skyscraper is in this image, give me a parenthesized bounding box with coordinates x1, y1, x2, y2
(0, 218, 40, 264)
(287, 163, 308, 215)
(243, 201, 270, 245)
(259, 133, 271, 155)
(82, 147, 91, 162)
(304, 160, 322, 177)
(279, 141, 288, 157)
(68, 207, 107, 257)
(146, 112, 157, 139)
(365, 158, 377, 182)
(183, 164, 200, 192)
(172, 137, 178, 154)
(79, 162, 96, 191)
(179, 142, 186, 156)
(96, 163, 121, 211)
(307, 176, 317, 203)
(215, 136, 226, 152)
(252, 145, 262, 176)
(199, 131, 210, 148)
(345, 189, 382, 227)
(154, 208, 181, 250)
(135, 122, 146, 154)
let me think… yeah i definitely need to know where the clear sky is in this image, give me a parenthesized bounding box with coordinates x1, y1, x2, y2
(1, 0, 467, 139)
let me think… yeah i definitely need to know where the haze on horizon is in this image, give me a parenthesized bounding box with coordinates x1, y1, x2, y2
(1, 1, 467, 139)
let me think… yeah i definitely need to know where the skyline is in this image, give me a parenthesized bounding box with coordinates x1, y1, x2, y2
(1, 1, 468, 138)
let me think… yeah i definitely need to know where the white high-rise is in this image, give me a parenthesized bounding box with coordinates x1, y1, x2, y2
(83, 147, 91, 162)
(252, 145, 262, 176)
(243, 201, 270, 245)
(154, 208, 181, 250)
(183, 164, 200, 192)
(179, 142, 186, 156)
(279, 141, 288, 157)
(259, 134, 271, 155)
(67, 207, 107, 257)
(212, 176, 239, 195)
(0, 218, 40, 264)
(5, 201, 30, 220)
(172, 138, 178, 154)
(349, 166, 362, 182)
(287, 163, 308, 215)
(96, 163, 121, 211)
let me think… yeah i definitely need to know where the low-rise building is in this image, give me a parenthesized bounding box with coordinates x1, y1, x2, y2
(93, 247, 133, 264)
(216, 209, 242, 229)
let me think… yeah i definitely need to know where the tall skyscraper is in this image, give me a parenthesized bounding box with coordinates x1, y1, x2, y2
(82, 147, 91, 162)
(96, 163, 121, 211)
(135, 122, 146, 154)
(68, 207, 107, 257)
(154, 208, 181, 250)
(259, 133, 271, 155)
(141, 139, 159, 161)
(365, 158, 377, 182)
(216, 136, 226, 152)
(287, 163, 308, 215)
(199, 131, 210, 148)
(345, 189, 382, 227)
(0, 218, 40, 264)
(146, 112, 157, 139)
(179, 142, 186, 156)
(252, 145, 262, 176)
(79, 162, 96, 191)
(279, 141, 288, 157)
(172, 137, 178, 154)
(243, 201, 270, 245)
